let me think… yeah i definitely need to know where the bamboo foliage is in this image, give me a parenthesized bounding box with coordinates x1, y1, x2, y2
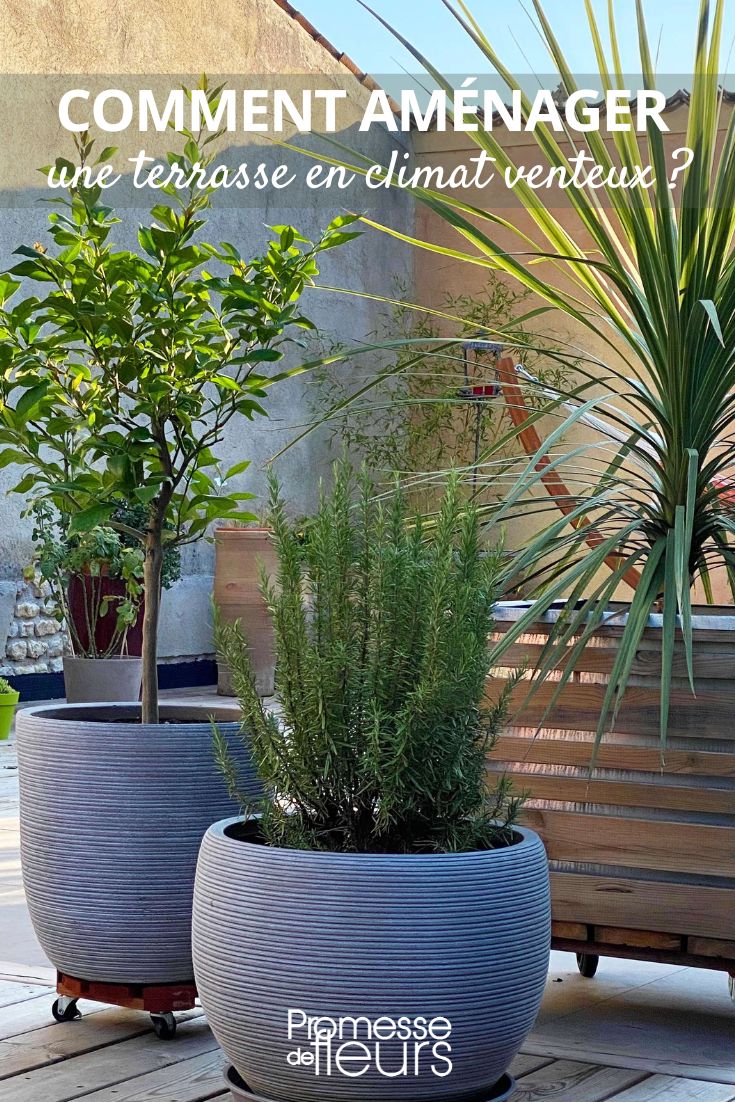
(345, 0, 735, 750)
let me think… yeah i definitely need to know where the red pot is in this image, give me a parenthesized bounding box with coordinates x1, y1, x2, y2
(67, 572, 144, 657)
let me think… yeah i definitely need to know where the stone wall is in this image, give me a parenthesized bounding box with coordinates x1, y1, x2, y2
(1, 581, 66, 677)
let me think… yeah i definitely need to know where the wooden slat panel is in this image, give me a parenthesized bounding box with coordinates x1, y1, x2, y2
(550, 872, 735, 939)
(495, 641, 735, 680)
(523, 809, 735, 877)
(493, 735, 735, 777)
(687, 937, 735, 960)
(550, 936, 735, 972)
(492, 769, 735, 815)
(593, 927, 681, 951)
(495, 641, 619, 675)
(551, 921, 588, 940)
(492, 606, 735, 645)
(487, 680, 735, 739)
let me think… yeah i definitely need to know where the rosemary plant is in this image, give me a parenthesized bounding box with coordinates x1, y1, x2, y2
(214, 464, 521, 854)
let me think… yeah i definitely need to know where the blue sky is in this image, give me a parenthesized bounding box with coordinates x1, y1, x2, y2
(295, 1, 735, 78)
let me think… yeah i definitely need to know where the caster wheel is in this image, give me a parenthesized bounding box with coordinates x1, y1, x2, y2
(151, 1012, 177, 1040)
(51, 997, 81, 1022)
(576, 953, 600, 978)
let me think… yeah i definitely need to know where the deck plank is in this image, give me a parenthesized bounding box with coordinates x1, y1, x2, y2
(0, 992, 63, 1040)
(511, 1053, 557, 1077)
(0, 1016, 216, 1102)
(0, 996, 732, 1102)
(512, 1059, 647, 1100)
(607, 1076, 735, 1100)
(0, 1008, 202, 1080)
(520, 1041, 735, 1085)
(60, 1050, 228, 1102)
(0, 993, 112, 1042)
(0, 962, 55, 985)
(0, 979, 50, 1008)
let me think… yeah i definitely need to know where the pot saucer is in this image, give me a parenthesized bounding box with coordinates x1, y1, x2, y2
(225, 1065, 516, 1101)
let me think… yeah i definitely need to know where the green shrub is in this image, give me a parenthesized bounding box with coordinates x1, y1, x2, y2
(214, 464, 522, 854)
(0, 677, 15, 695)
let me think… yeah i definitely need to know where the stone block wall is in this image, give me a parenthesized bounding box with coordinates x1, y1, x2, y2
(1, 581, 67, 677)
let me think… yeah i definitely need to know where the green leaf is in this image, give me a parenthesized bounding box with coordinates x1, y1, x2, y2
(133, 484, 160, 505)
(320, 231, 362, 250)
(223, 459, 251, 480)
(246, 348, 281, 363)
(68, 504, 114, 535)
(700, 299, 725, 346)
(0, 275, 20, 305)
(15, 382, 50, 418)
(0, 449, 28, 470)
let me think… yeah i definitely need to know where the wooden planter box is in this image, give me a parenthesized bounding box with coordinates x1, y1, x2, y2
(486, 603, 735, 978)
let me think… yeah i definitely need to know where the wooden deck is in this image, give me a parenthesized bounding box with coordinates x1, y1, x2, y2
(0, 977, 734, 1102)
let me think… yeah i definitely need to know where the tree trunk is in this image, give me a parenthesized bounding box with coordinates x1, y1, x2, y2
(141, 519, 164, 724)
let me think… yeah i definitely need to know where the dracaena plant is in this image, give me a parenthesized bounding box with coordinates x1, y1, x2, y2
(0, 83, 359, 722)
(332, 0, 735, 750)
(214, 463, 521, 854)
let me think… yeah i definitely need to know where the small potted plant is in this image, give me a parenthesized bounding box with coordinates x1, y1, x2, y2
(193, 466, 550, 1102)
(31, 502, 182, 703)
(31, 504, 145, 702)
(0, 677, 19, 741)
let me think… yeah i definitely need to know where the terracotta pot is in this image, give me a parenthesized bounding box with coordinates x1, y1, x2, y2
(214, 529, 277, 698)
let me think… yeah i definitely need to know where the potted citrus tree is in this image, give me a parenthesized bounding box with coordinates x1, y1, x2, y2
(193, 465, 550, 1102)
(0, 92, 358, 1004)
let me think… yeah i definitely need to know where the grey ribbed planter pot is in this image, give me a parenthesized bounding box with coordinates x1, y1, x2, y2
(17, 703, 259, 985)
(193, 819, 550, 1102)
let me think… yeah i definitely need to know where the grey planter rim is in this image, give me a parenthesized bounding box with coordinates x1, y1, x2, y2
(62, 655, 142, 663)
(19, 701, 243, 730)
(208, 815, 538, 861)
